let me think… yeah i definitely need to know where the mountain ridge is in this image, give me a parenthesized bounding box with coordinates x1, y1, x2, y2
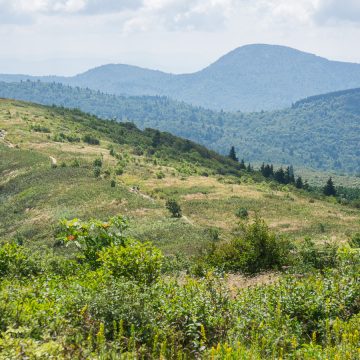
(2, 44, 360, 111)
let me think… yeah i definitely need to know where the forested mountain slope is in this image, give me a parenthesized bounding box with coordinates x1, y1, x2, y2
(2, 44, 360, 111)
(1, 81, 360, 174)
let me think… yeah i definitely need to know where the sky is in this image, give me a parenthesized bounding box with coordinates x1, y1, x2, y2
(0, 0, 360, 76)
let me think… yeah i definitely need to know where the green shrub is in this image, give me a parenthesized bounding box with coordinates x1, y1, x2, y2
(115, 166, 124, 175)
(110, 179, 116, 187)
(235, 207, 249, 219)
(209, 217, 292, 274)
(156, 171, 165, 179)
(58, 216, 129, 268)
(70, 159, 80, 167)
(31, 124, 50, 133)
(165, 199, 182, 218)
(297, 238, 338, 270)
(204, 227, 220, 241)
(349, 233, 360, 248)
(93, 158, 102, 167)
(0, 243, 40, 277)
(93, 166, 101, 178)
(98, 240, 163, 285)
(83, 134, 100, 145)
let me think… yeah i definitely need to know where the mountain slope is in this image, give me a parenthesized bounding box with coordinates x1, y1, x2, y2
(1, 81, 360, 174)
(1, 99, 359, 251)
(2, 45, 360, 111)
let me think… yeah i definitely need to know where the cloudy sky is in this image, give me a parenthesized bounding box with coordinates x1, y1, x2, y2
(0, 0, 359, 75)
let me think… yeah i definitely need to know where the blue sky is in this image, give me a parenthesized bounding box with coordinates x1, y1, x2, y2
(0, 0, 359, 75)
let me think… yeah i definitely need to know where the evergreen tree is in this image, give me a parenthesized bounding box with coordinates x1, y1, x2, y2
(260, 163, 265, 175)
(288, 165, 295, 183)
(262, 163, 274, 178)
(247, 163, 252, 172)
(323, 177, 337, 196)
(239, 159, 246, 170)
(228, 146, 238, 162)
(274, 167, 285, 184)
(295, 176, 303, 189)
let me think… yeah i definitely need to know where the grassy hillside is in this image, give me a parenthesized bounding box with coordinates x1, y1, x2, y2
(2, 44, 360, 111)
(1, 81, 360, 174)
(1, 99, 359, 359)
(1, 99, 359, 253)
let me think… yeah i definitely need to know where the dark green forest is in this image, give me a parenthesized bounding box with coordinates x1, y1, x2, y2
(1, 80, 360, 174)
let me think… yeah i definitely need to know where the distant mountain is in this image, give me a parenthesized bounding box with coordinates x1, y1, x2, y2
(2, 44, 360, 111)
(1, 80, 359, 174)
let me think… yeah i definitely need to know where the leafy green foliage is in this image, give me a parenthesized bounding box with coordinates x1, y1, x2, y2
(58, 216, 128, 267)
(98, 240, 163, 285)
(0, 243, 40, 277)
(235, 207, 248, 219)
(296, 238, 338, 271)
(209, 217, 292, 273)
(0, 235, 358, 358)
(83, 133, 100, 145)
(165, 199, 182, 218)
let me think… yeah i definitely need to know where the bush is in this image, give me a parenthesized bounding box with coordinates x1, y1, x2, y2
(93, 166, 101, 178)
(31, 124, 50, 133)
(0, 243, 40, 277)
(204, 227, 220, 241)
(98, 240, 163, 285)
(83, 134, 100, 145)
(165, 199, 182, 218)
(110, 179, 116, 187)
(115, 166, 124, 175)
(58, 216, 129, 268)
(209, 217, 292, 274)
(235, 207, 249, 219)
(349, 233, 360, 248)
(93, 158, 102, 167)
(156, 171, 165, 179)
(70, 159, 80, 167)
(297, 238, 338, 270)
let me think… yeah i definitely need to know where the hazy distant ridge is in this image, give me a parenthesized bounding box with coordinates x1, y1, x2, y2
(2, 44, 360, 111)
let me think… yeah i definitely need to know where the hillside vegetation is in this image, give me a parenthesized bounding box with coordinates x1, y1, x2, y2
(0, 99, 359, 358)
(1, 81, 360, 174)
(1, 98, 359, 250)
(2, 44, 360, 111)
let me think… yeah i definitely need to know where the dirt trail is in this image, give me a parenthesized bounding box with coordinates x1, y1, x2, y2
(49, 156, 57, 167)
(0, 130, 15, 148)
(182, 215, 194, 226)
(129, 186, 155, 202)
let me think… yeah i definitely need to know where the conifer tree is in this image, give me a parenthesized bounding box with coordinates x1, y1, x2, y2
(228, 146, 238, 162)
(239, 159, 246, 170)
(274, 167, 285, 184)
(323, 177, 336, 196)
(295, 176, 303, 189)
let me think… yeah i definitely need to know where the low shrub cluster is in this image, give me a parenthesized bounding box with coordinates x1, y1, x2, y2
(208, 217, 292, 274)
(0, 216, 358, 359)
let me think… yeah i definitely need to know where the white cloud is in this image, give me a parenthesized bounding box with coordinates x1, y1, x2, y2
(0, 0, 143, 20)
(314, 0, 360, 24)
(123, 0, 235, 33)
